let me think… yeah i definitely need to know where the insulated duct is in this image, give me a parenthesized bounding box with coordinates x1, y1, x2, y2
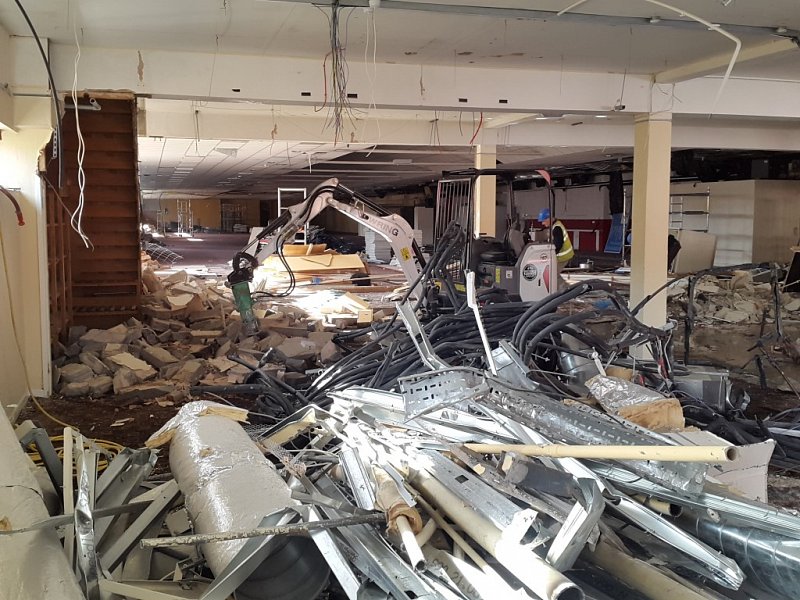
(679, 511, 800, 598)
(0, 412, 84, 600)
(169, 414, 329, 600)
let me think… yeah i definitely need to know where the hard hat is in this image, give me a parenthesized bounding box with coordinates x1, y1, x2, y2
(538, 207, 551, 222)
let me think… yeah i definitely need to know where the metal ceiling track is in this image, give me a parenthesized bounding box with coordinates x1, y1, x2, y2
(271, 0, 800, 39)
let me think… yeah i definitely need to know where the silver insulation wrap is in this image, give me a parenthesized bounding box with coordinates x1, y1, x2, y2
(169, 410, 328, 599)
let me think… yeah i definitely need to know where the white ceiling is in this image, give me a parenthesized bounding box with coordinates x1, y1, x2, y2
(136, 99, 634, 197)
(1, 0, 797, 75)
(5, 0, 796, 198)
(137, 132, 626, 198)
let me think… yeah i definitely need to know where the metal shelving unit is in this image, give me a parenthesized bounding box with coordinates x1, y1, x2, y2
(669, 187, 711, 232)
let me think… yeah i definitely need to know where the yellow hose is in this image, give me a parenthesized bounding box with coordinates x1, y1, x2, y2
(25, 434, 124, 473)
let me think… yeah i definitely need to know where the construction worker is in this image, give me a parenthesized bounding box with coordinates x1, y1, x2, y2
(538, 207, 574, 286)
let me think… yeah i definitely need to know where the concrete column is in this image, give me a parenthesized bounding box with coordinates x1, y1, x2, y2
(474, 145, 496, 238)
(630, 112, 672, 327)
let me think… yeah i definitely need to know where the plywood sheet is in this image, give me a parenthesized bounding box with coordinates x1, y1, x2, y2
(262, 253, 366, 273)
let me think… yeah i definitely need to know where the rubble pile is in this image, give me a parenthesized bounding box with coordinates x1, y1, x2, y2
(50, 268, 392, 404)
(667, 269, 800, 324)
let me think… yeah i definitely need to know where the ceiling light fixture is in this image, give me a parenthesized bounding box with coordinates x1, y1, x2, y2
(649, 16, 661, 23)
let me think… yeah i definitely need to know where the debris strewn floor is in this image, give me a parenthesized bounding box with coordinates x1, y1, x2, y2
(10, 257, 800, 600)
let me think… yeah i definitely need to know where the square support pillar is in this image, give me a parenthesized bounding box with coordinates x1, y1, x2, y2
(629, 112, 672, 328)
(474, 145, 496, 238)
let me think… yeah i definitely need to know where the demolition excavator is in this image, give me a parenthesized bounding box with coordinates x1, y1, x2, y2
(227, 178, 427, 334)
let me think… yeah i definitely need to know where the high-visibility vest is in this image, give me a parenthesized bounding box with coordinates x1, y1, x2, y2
(553, 220, 574, 263)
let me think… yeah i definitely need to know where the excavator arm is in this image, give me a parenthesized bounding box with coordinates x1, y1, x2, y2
(227, 178, 426, 333)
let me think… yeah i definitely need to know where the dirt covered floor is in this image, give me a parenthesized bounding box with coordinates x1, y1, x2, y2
(18, 392, 263, 477)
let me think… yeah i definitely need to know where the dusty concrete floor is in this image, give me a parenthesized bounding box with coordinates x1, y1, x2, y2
(673, 320, 800, 508)
(158, 232, 250, 276)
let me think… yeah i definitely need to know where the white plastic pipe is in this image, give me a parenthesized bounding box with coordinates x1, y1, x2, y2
(408, 467, 583, 600)
(465, 443, 736, 462)
(0, 413, 84, 600)
(414, 494, 528, 598)
(415, 517, 438, 547)
(396, 514, 427, 571)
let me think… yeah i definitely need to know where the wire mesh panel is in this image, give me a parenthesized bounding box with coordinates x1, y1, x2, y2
(435, 178, 473, 284)
(142, 242, 183, 265)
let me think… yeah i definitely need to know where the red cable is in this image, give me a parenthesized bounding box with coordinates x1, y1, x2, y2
(0, 185, 25, 226)
(469, 111, 484, 145)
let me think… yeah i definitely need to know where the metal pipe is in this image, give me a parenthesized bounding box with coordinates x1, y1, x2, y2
(680, 511, 800, 598)
(464, 443, 737, 462)
(140, 513, 386, 548)
(0, 412, 84, 600)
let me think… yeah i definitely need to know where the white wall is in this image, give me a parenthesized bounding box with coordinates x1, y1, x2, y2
(0, 24, 12, 129)
(670, 180, 800, 267)
(0, 107, 53, 418)
(515, 185, 611, 221)
(671, 180, 756, 266)
(753, 180, 800, 264)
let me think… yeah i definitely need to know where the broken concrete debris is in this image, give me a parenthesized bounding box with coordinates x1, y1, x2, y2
(58, 362, 94, 384)
(51, 268, 380, 400)
(668, 269, 800, 325)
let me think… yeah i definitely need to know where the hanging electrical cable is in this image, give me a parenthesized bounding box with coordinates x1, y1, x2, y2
(363, 5, 381, 156)
(556, 0, 741, 115)
(13, 0, 64, 187)
(322, 0, 358, 143)
(69, 25, 92, 249)
(469, 111, 484, 145)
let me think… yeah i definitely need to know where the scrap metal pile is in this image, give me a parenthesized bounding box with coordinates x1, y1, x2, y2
(10, 226, 800, 599)
(10, 262, 800, 600)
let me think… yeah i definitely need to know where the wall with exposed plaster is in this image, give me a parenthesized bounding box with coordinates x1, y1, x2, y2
(0, 99, 52, 418)
(671, 180, 800, 266)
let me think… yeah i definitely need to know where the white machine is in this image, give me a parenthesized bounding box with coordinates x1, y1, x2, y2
(518, 243, 559, 300)
(437, 167, 560, 303)
(477, 242, 558, 302)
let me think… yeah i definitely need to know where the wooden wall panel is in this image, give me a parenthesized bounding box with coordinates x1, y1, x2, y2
(45, 95, 142, 335)
(45, 181, 72, 342)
